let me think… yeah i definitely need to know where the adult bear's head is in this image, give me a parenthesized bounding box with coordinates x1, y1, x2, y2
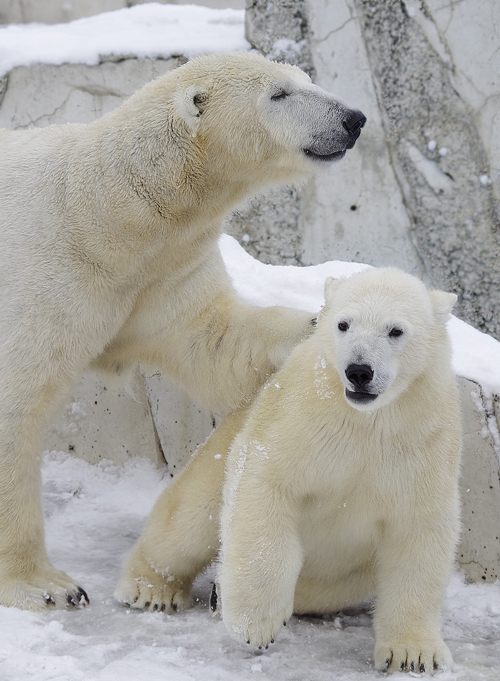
(171, 52, 366, 186)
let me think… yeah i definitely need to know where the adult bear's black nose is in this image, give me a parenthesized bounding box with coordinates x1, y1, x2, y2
(345, 363, 373, 389)
(343, 110, 367, 137)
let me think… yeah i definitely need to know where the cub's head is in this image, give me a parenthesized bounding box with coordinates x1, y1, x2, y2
(319, 268, 456, 412)
(172, 52, 365, 182)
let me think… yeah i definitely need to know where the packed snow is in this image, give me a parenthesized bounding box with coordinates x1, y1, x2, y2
(0, 238, 499, 681)
(0, 4, 249, 78)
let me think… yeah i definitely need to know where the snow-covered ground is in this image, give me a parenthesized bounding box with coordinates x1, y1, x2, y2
(0, 453, 496, 681)
(0, 238, 499, 681)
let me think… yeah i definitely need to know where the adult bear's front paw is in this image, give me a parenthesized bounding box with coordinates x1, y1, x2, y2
(374, 636, 452, 675)
(0, 563, 89, 611)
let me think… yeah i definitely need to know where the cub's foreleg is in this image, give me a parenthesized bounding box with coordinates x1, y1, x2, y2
(373, 495, 459, 675)
(220, 435, 303, 648)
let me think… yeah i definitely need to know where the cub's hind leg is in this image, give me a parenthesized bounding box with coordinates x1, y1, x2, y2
(115, 406, 249, 612)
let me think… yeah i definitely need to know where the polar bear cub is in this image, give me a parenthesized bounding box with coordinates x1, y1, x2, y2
(116, 268, 461, 675)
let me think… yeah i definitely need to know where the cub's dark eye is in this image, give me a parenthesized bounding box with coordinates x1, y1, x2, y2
(338, 321, 349, 332)
(271, 91, 288, 101)
(389, 327, 403, 338)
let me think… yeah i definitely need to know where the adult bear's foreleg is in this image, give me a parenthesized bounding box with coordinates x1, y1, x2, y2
(94, 246, 316, 414)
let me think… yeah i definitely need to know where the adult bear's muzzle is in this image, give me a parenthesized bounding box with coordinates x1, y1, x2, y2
(303, 106, 366, 162)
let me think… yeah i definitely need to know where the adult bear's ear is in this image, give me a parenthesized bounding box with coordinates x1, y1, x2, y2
(324, 277, 342, 303)
(430, 290, 457, 325)
(174, 84, 209, 136)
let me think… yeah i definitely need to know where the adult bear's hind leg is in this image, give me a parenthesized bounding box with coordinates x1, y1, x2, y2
(0, 396, 89, 611)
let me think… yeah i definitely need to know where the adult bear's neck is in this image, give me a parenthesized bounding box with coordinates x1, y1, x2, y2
(88, 104, 265, 236)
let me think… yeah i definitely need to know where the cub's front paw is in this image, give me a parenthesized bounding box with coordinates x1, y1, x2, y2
(223, 602, 293, 649)
(375, 637, 452, 675)
(114, 549, 191, 614)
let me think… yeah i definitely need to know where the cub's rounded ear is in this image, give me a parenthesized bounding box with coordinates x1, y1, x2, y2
(174, 84, 209, 136)
(430, 290, 457, 325)
(324, 277, 342, 303)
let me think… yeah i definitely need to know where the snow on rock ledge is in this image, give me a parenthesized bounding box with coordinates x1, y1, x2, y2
(0, 4, 249, 78)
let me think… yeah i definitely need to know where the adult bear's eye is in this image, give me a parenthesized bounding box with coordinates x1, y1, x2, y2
(338, 321, 349, 332)
(389, 327, 403, 338)
(271, 91, 288, 101)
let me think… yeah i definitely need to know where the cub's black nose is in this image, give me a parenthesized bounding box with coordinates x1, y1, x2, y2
(346, 363, 373, 389)
(343, 110, 367, 136)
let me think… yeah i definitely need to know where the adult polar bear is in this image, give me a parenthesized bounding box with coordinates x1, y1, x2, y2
(116, 268, 461, 675)
(0, 52, 365, 611)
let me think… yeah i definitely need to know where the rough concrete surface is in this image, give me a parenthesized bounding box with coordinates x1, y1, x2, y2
(355, 0, 500, 338)
(44, 367, 164, 468)
(458, 379, 500, 583)
(0, 58, 184, 129)
(246, 0, 426, 278)
(246, 0, 500, 339)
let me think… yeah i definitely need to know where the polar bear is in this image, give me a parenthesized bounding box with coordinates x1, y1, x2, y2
(115, 268, 461, 675)
(0, 51, 365, 611)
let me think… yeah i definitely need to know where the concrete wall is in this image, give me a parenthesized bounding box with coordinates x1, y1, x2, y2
(245, 0, 500, 341)
(0, 2, 499, 582)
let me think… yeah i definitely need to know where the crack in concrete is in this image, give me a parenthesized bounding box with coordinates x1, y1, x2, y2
(314, 16, 354, 43)
(0, 74, 8, 108)
(26, 90, 74, 128)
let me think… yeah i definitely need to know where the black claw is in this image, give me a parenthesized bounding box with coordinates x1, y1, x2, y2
(283, 621, 287, 626)
(44, 594, 56, 606)
(210, 583, 218, 612)
(434, 661, 439, 670)
(258, 646, 262, 650)
(420, 663, 425, 673)
(310, 317, 318, 326)
(153, 604, 158, 611)
(133, 596, 138, 603)
(384, 658, 391, 670)
(410, 662, 415, 672)
(67, 594, 77, 607)
(246, 640, 250, 645)
(172, 602, 177, 612)
(144, 601, 150, 608)
(160, 604, 166, 612)
(77, 587, 89, 605)
(270, 639, 274, 644)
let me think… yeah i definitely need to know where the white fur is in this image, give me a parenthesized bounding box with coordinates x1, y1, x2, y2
(117, 268, 461, 675)
(0, 51, 361, 610)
